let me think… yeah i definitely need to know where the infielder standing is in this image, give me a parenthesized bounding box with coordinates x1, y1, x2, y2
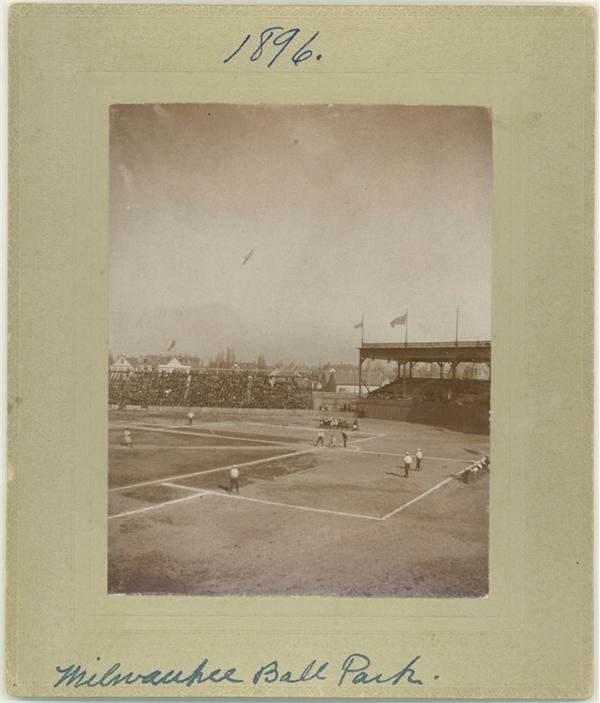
(415, 448, 423, 470)
(229, 466, 240, 494)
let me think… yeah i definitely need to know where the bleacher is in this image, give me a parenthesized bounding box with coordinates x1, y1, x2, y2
(109, 370, 313, 410)
(109, 370, 189, 407)
(246, 374, 313, 409)
(187, 372, 248, 407)
(109, 371, 129, 407)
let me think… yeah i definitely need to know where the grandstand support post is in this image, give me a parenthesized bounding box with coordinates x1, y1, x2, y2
(451, 361, 459, 396)
(438, 361, 444, 378)
(402, 362, 407, 399)
(358, 352, 363, 400)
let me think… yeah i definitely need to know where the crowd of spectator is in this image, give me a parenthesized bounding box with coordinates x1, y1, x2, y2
(369, 377, 489, 404)
(187, 372, 247, 407)
(109, 370, 313, 410)
(110, 370, 188, 407)
(246, 374, 312, 409)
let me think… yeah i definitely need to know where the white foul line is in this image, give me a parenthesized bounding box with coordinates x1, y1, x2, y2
(108, 448, 315, 493)
(202, 490, 381, 521)
(380, 477, 455, 520)
(348, 433, 387, 445)
(134, 425, 306, 448)
(424, 455, 482, 464)
(108, 491, 208, 520)
(161, 482, 207, 493)
(119, 445, 286, 451)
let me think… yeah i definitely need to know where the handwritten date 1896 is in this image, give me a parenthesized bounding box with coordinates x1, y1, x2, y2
(224, 27, 322, 68)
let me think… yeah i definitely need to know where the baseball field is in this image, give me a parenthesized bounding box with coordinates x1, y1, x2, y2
(108, 407, 489, 597)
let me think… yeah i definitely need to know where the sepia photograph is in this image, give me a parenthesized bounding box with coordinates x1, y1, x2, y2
(7, 4, 594, 696)
(108, 103, 491, 597)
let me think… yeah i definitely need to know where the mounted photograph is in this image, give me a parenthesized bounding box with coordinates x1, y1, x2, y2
(108, 103, 491, 597)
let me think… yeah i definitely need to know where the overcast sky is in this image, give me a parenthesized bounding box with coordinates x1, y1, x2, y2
(110, 104, 491, 365)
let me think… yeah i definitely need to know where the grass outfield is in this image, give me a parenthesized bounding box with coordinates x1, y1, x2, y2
(108, 406, 489, 596)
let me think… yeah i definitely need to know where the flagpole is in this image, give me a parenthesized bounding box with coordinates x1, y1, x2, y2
(403, 308, 408, 398)
(361, 312, 364, 346)
(358, 354, 362, 400)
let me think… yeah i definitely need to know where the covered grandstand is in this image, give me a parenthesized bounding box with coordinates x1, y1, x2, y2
(358, 341, 491, 433)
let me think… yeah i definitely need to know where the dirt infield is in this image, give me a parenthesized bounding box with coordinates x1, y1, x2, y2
(108, 407, 489, 596)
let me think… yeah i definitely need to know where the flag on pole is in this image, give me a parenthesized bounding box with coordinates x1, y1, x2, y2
(356, 313, 365, 346)
(167, 339, 176, 351)
(390, 313, 408, 327)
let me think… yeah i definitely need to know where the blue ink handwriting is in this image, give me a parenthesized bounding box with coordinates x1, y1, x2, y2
(224, 27, 322, 68)
(338, 653, 424, 686)
(253, 659, 329, 684)
(53, 653, 432, 690)
(53, 658, 243, 689)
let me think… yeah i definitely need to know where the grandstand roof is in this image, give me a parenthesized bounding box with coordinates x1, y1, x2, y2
(360, 340, 491, 364)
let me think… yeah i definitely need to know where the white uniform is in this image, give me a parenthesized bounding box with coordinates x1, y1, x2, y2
(415, 449, 423, 470)
(229, 466, 240, 493)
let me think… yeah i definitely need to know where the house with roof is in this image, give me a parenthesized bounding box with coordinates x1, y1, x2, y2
(110, 355, 135, 373)
(157, 357, 191, 374)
